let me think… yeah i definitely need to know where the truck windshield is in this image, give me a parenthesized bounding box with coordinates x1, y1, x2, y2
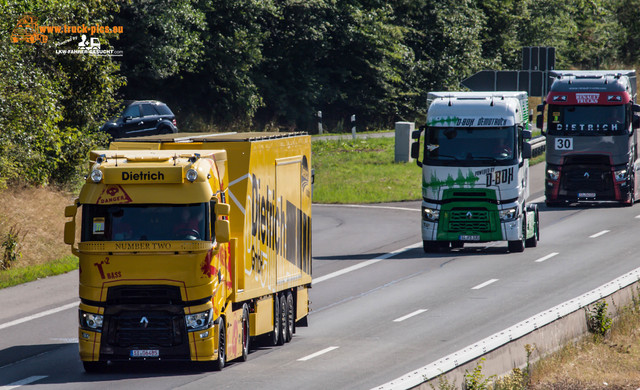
(424, 126, 516, 166)
(81, 203, 209, 242)
(547, 104, 628, 136)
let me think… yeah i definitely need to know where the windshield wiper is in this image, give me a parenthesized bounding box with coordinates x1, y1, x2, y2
(472, 156, 501, 164)
(431, 154, 460, 161)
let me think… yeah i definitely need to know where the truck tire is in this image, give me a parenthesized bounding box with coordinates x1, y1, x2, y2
(278, 293, 287, 345)
(423, 240, 436, 253)
(525, 205, 539, 248)
(285, 291, 294, 342)
(451, 241, 464, 249)
(270, 294, 281, 346)
(214, 317, 226, 370)
(508, 215, 526, 253)
(423, 241, 448, 253)
(83, 361, 106, 373)
(241, 304, 250, 361)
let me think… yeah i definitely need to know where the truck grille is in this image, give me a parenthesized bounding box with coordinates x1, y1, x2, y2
(561, 155, 612, 193)
(105, 311, 184, 348)
(107, 312, 184, 347)
(448, 209, 491, 232)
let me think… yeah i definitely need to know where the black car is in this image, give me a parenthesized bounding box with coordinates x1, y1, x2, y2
(100, 100, 178, 139)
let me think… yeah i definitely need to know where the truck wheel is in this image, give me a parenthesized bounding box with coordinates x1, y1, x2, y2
(241, 304, 250, 361)
(451, 241, 464, 249)
(214, 317, 226, 370)
(508, 215, 525, 253)
(423, 240, 437, 253)
(82, 361, 106, 373)
(285, 291, 294, 342)
(525, 205, 539, 248)
(270, 294, 281, 346)
(278, 293, 287, 345)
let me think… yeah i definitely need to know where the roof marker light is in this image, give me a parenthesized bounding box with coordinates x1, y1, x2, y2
(186, 169, 198, 182)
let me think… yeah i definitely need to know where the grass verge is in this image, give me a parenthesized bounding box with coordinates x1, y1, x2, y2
(0, 255, 78, 289)
(312, 136, 421, 203)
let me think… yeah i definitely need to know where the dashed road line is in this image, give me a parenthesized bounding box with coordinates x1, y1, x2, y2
(0, 376, 47, 390)
(535, 252, 559, 263)
(472, 279, 499, 290)
(0, 302, 78, 331)
(393, 309, 428, 323)
(297, 346, 339, 362)
(589, 230, 610, 238)
(312, 242, 422, 285)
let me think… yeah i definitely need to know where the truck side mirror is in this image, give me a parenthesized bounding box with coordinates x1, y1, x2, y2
(522, 142, 532, 159)
(536, 114, 545, 135)
(632, 105, 640, 131)
(410, 126, 424, 167)
(215, 203, 230, 216)
(215, 220, 230, 243)
(64, 203, 78, 246)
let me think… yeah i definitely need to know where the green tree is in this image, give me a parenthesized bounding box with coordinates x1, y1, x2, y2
(0, 1, 123, 188)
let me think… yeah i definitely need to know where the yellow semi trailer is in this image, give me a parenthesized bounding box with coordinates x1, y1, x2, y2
(64, 132, 312, 372)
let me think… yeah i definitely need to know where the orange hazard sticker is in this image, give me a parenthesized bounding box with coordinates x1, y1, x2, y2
(96, 184, 132, 204)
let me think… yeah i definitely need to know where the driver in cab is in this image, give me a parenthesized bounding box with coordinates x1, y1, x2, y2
(173, 207, 203, 240)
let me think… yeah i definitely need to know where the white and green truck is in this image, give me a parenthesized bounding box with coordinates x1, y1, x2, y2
(410, 91, 540, 253)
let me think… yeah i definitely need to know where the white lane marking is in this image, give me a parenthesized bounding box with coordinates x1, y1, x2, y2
(0, 376, 47, 390)
(0, 302, 78, 331)
(297, 346, 339, 362)
(589, 230, 610, 238)
(393, 309, 427, 323)
(472, 279, 499, 290)
(312, 242, 422, 285)
(535, 252, 559, 263)
(313, 203, 419, 212)
(635, 214, 640, 219)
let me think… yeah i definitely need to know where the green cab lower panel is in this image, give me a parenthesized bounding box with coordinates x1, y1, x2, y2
(435, 188, 503, 242)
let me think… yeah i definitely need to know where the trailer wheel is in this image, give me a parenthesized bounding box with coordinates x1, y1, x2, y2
(285, 291, 294, 342)
(278, 293, 287, 345)
(270, 294, 281, 346)
(214, 317, 226, 370)
(241, 304, 250, 361)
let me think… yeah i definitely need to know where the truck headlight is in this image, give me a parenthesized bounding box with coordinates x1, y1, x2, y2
(90, 169, 103, 183)
(79, 311, 103, 332)
(615, 169, 628, 182)
(546, 169, 559, 181)
(499, 208, 518, 222)
(422, 207, 439, 222)
(185, 308, 213, 332)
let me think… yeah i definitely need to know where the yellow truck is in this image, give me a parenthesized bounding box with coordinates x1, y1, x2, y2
(64, 132, 312, 372)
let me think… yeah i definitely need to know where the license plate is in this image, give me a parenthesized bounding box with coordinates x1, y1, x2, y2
(578, 192, 596, 198)
(130, 349, 159, 358)
(459, 235, 480, 241)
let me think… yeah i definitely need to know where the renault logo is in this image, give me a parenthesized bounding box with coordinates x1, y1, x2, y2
(466, 211, 473, 219)
(140, 316, 149, 328)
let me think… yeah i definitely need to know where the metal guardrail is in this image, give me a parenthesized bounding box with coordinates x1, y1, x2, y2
(529, 135, 546, 158)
